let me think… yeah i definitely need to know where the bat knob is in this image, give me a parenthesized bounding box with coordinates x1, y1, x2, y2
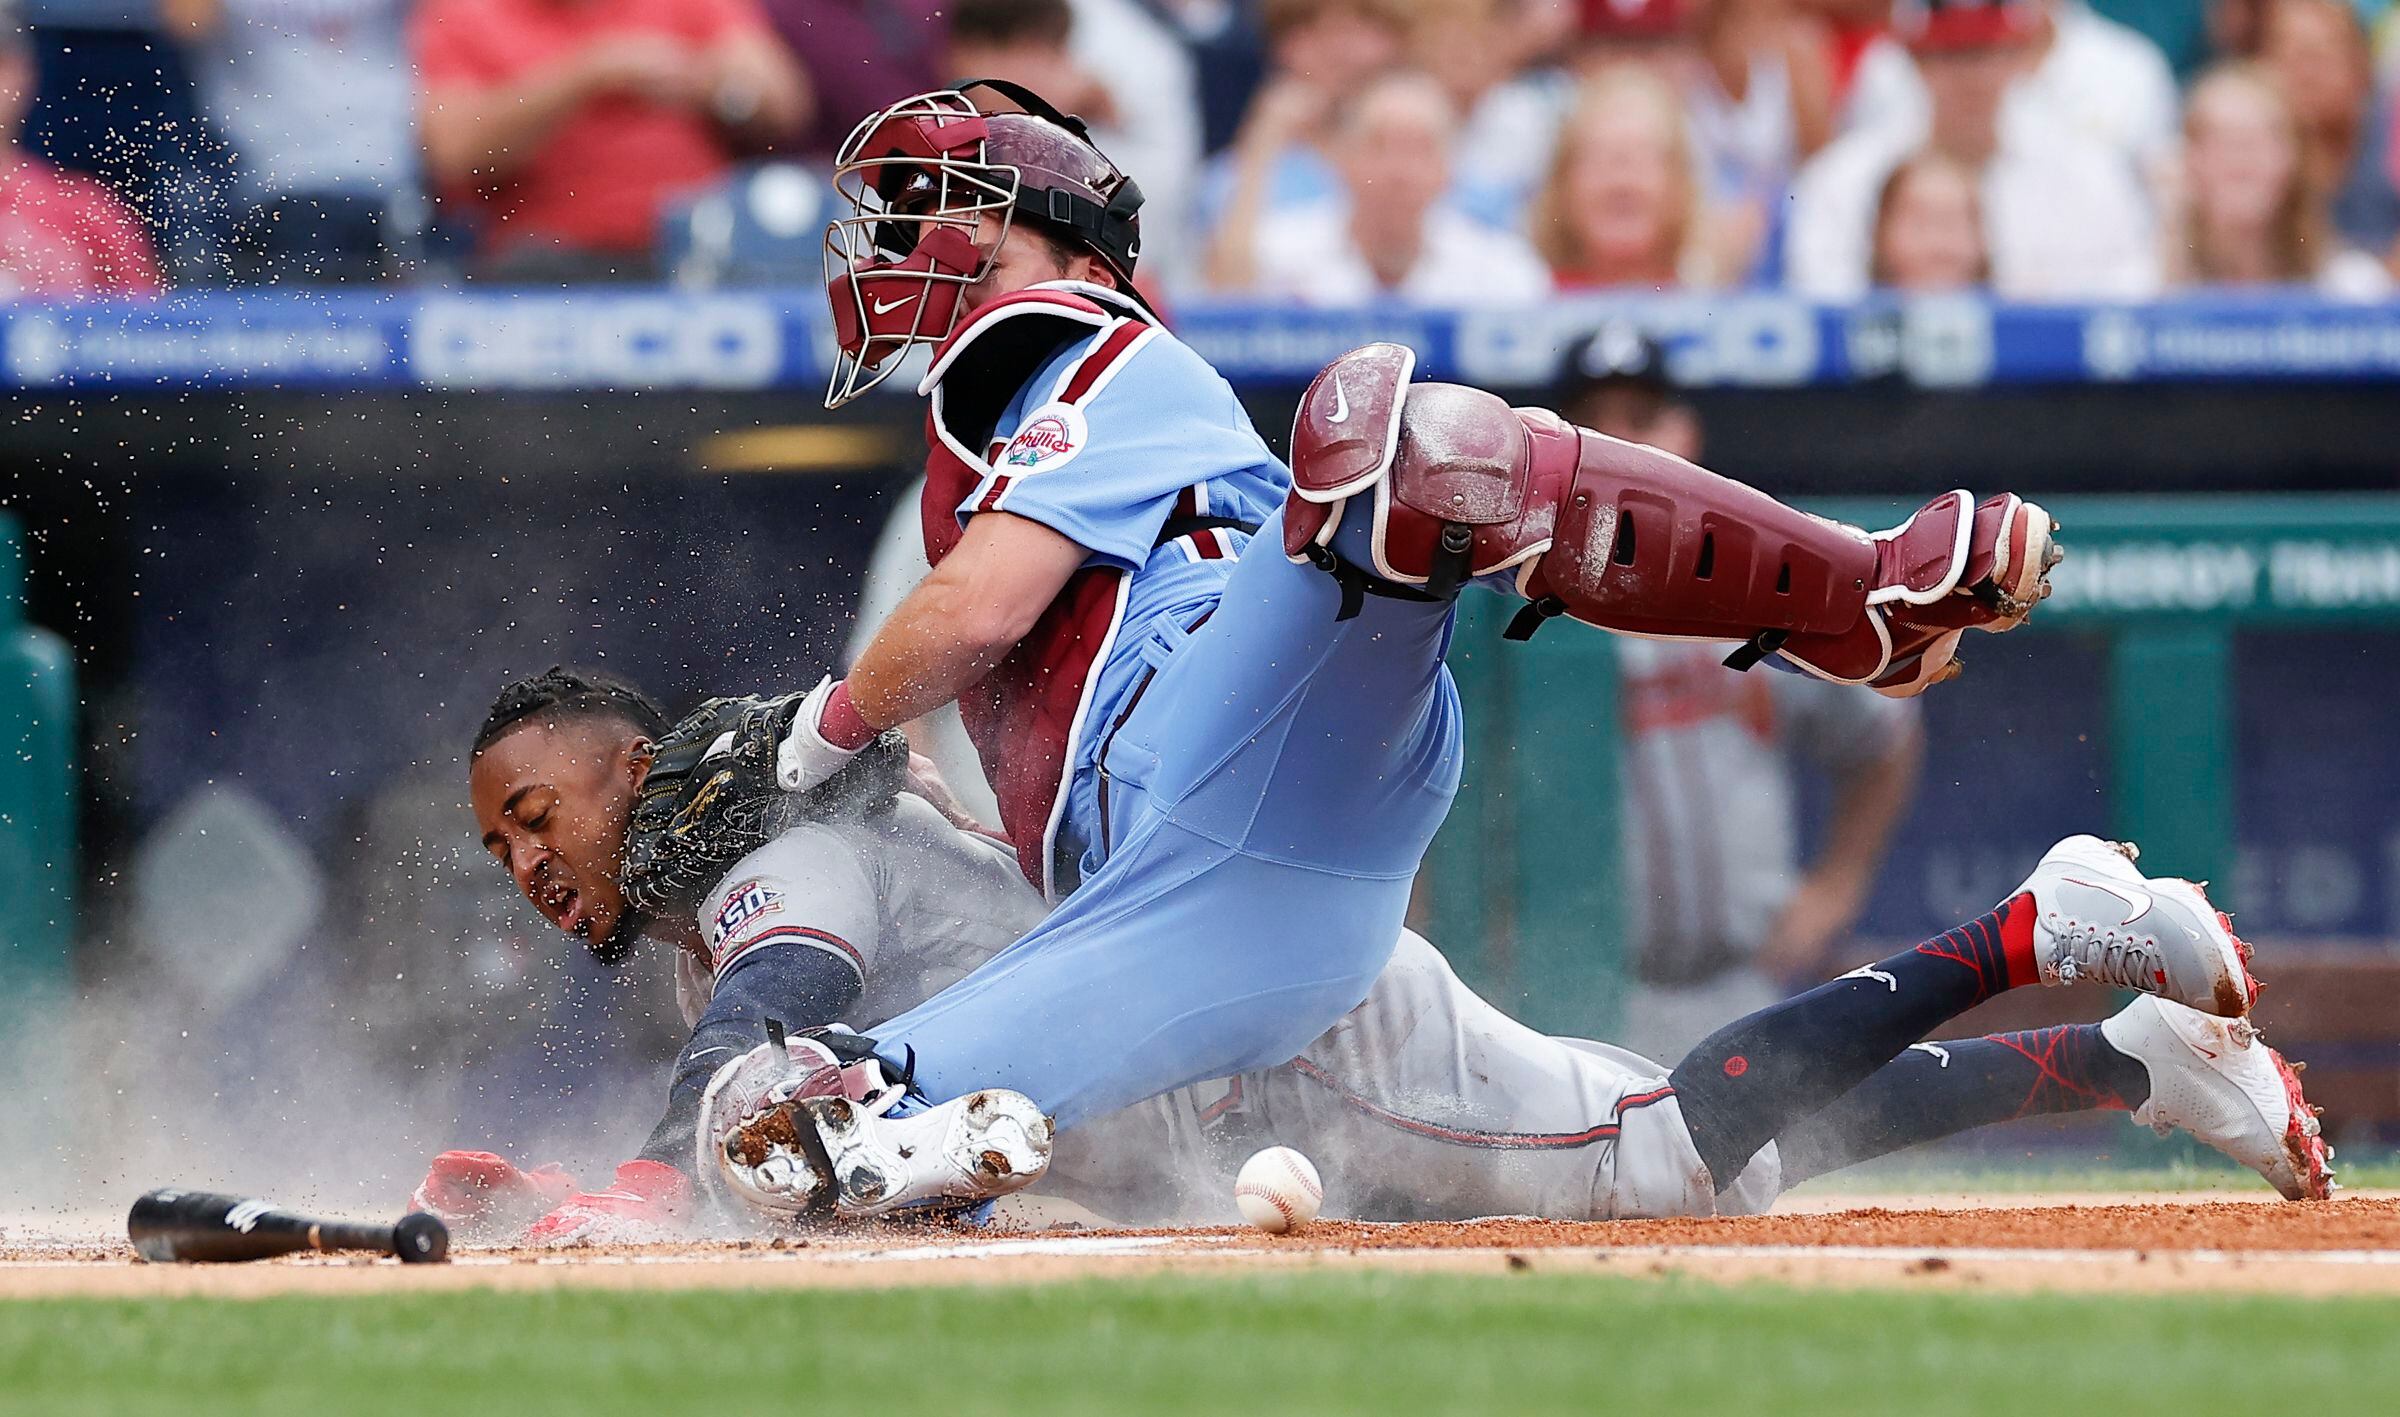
(393, 1212, 451, 1264)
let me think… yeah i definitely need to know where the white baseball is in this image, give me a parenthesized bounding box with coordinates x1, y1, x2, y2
(1234, 1146, 1323, 1234)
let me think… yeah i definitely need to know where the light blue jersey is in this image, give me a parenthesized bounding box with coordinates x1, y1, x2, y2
(886, 282, 1465, 1131)
(943, 289, 1285, 888)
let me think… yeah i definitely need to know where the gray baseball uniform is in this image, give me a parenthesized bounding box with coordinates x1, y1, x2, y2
(679, 795, 1780, 1224)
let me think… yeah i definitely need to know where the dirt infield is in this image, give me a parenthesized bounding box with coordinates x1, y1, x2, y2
(4, 1193, 2396, 1301)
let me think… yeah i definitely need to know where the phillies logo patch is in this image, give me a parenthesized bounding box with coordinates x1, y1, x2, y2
(711, 879, 783, 943)
(1000, 403, 1088, 472)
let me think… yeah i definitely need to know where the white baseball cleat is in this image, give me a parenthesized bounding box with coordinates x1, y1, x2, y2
(2013, 836, 2258, 1017)
(780, 1088, 1054, 1218)
(2101, 995, 2335, 1201)
(701, 1035, 1053, 1219)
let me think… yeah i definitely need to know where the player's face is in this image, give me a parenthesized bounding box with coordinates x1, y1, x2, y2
(962, 211, 1104, 309)
(469, 718, 649, 951)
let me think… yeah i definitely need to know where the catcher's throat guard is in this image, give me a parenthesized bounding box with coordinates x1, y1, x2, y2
(823, 81, 1146, 408)
(1284, 344, 2058, 696)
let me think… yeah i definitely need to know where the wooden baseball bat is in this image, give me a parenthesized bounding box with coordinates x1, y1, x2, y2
(128, 1189, 450, 1264)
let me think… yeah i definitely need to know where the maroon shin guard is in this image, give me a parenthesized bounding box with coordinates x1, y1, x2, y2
(1282, 344, 2059, 696)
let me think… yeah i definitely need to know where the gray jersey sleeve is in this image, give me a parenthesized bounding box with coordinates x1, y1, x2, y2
(694, 823, 885, 992)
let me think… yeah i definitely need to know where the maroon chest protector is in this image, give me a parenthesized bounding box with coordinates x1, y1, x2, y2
(920, 423, 1126, 897)
(915, 286, 1150, 897)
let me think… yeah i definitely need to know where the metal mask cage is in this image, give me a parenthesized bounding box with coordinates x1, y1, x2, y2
(822, 92, 1024, 408)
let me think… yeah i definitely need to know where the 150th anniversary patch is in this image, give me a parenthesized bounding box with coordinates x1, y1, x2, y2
(711, 878, 784, 944)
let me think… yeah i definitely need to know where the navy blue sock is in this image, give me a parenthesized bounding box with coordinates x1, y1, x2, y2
(1774, 1024, 2151, 1187)
(1669, 903, 2037, 1189)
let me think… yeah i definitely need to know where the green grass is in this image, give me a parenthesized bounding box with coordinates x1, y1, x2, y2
(4, 1272, 2397, 1417)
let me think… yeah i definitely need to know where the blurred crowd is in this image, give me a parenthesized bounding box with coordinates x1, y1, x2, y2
(3, 0, 2399, 300)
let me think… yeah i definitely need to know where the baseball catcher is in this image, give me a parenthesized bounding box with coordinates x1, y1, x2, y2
(632, 78, 2080, 1221)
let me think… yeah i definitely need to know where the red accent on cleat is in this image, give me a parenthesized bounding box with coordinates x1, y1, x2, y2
(1998, 893, 2040, 991)
(1723, 1056, 1749, 1078)
(2231, 923, 2263, 1009)
(2266, 1045, 2335, 1200)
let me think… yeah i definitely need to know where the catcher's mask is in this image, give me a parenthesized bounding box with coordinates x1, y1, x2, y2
(821, 79, 1146, 408)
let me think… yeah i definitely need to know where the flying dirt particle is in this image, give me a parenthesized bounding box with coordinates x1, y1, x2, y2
(1504, 1253, 1531, 1272)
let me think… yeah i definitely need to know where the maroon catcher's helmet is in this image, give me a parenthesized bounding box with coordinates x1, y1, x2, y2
(822, 80, 1146, 406)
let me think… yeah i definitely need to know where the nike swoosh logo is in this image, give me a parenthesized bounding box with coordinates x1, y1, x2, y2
(1328, 376, 1351, 425)
(871, 294, 916, 316)
(688, 1046, 736, 1062)
(2065, 876, 2152, 926)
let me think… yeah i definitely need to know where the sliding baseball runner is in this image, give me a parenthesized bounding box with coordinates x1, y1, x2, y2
(422, 672, 2331, 1243)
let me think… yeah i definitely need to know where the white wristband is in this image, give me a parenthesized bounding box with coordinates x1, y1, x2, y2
(775, 676, 861, 793)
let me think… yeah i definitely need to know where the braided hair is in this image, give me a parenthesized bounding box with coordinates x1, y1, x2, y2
(473, 666, 668, 755)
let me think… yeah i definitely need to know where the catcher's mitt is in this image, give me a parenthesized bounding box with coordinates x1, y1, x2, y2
(620, 691, 910, 920)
